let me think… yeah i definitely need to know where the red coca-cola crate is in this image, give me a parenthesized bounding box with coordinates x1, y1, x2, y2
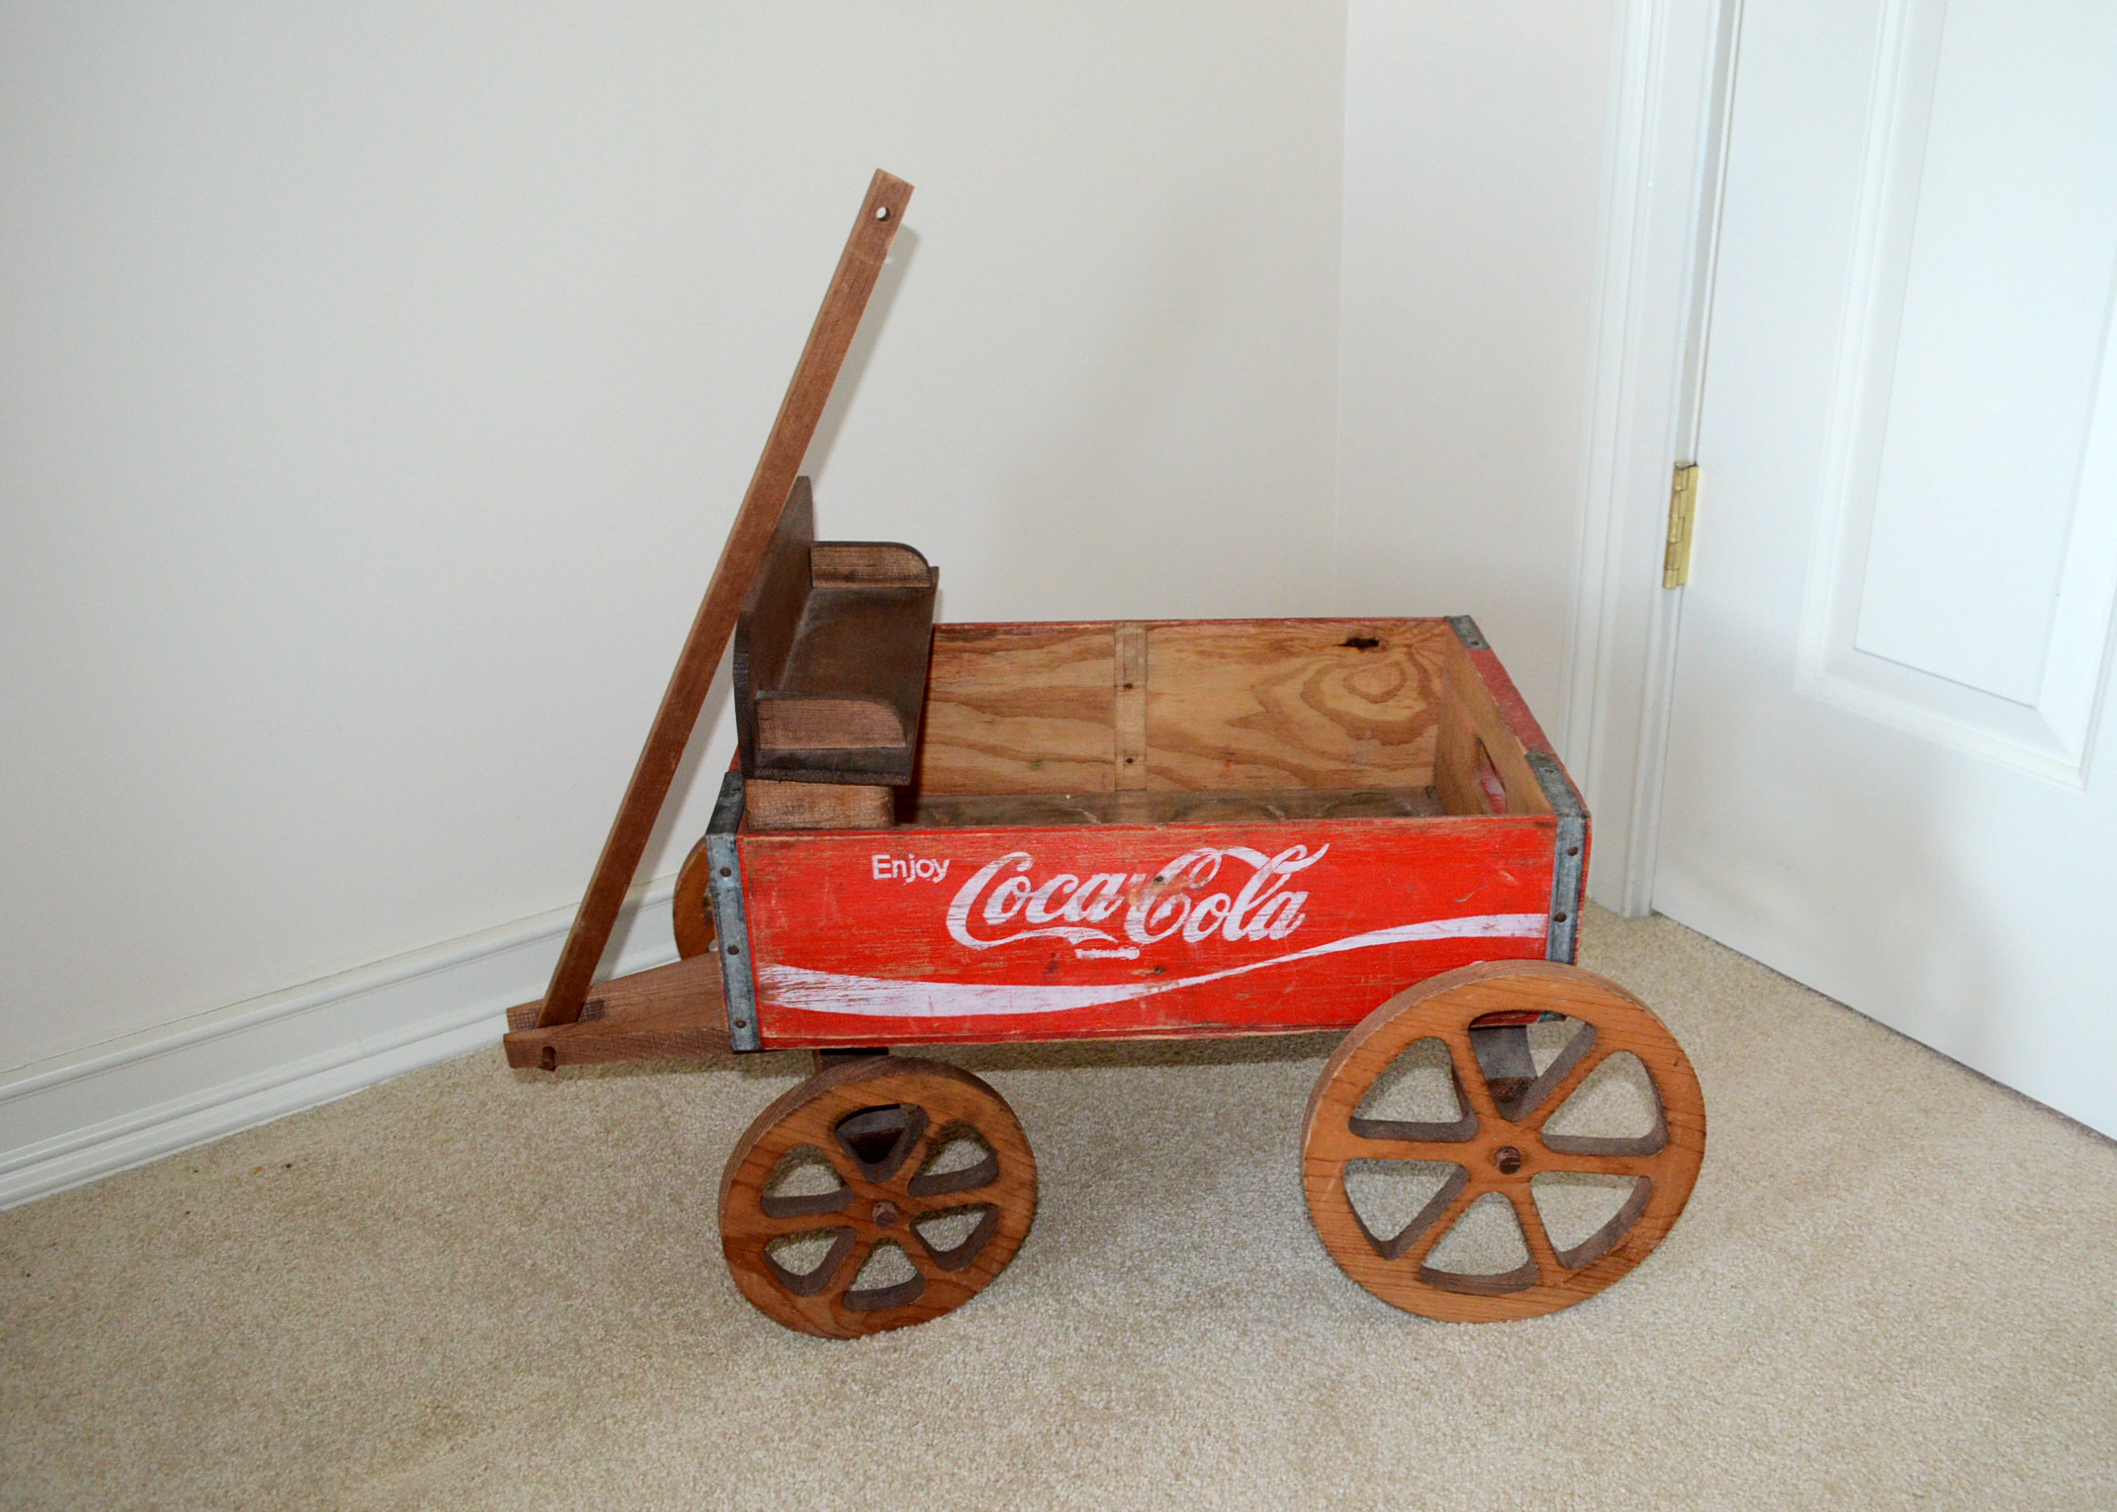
(503, 173, 1704, 1339)
(717, 614, 1584, 1051)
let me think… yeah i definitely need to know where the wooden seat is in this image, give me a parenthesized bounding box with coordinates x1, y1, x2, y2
(734, 476, 937, 788)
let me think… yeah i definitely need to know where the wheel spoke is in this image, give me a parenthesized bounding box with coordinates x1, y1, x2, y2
(837, 1235, 930, 1314)
(756, 1187, 856, 1221)
(756, 1227, 858, 1299)
(749, 1136, 861, 1220)
(903, 1129, 1002, 1199)
(1442, 1026, 1504, 1125)
(1520, 1042, 1621, 1137)
(1500, 1023, 1600, 1124)
(1542, 1151, 1663, 1179)
(1308, 1119, 1474, 1166)
(722, 1197, 853, 1242)
(1535, 1174, 1656, 1271)
(825, 1238, 876, 1304)
(1503, 1184, 1560, 1283)
(897, 1188, 981, 1228)
(1524, 1036, 1673, 1160)
(906, 1203, 1001, 1274)
(1385, 1176, 1486, 1268)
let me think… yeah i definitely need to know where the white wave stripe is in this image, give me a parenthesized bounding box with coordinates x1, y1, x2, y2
(756, 913, 1548, 1019)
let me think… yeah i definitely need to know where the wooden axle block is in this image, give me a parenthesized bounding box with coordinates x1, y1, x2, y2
(743, 778, 893, 831)
(504, 953, 732, 1069)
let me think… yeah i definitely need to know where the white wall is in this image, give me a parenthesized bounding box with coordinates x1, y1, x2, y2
(1336, 0, 1623, 727)
(0, 2, 1348, 1073)
(2, 3, 1642, 1202)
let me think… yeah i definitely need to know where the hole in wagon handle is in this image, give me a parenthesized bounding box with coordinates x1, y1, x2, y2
(875, 204, 891, 220)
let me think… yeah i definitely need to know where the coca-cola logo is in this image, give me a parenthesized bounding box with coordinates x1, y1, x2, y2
(944, 845, 1328, 961)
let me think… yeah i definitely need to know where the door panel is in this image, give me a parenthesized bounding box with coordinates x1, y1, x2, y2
(1797, 0, 2117, 781)
(1659, 0, 2117, 1134)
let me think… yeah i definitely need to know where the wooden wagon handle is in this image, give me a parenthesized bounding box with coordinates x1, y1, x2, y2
(535, 169, 914, 1029)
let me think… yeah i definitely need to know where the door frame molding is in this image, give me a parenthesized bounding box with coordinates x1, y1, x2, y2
(1560, 0, 1741, 915)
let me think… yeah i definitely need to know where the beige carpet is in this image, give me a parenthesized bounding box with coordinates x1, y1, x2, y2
(4, 908, 2115, 1510)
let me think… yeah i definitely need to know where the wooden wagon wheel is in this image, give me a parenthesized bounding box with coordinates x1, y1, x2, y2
(672, 835, 716, 960)
(1303, 960, 1705, 1322)
(719, 1056, 1037, 1338)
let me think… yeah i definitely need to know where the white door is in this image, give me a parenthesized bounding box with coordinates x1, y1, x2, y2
(1656, 0, 2117, 1136)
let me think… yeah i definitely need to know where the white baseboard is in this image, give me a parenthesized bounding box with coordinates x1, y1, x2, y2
(0, 878, 682, 1210)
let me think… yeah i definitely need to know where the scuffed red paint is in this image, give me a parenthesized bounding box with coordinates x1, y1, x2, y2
(738, 816, 1560, 1048)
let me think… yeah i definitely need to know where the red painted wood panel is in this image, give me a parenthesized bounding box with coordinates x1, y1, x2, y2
(738, 816, 1558, 1048)
(1462, 636, 1592, 929)
(1466, 641, 1558, 758)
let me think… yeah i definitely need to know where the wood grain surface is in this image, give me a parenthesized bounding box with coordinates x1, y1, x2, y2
(916, 623, 1118, 794)
(744, 779, 894, 832)
(719, 1056, 1037, 1338)
(810, 542, 933, 587)
(1143, 622, 1456, 796)
(672, 834, 717, 960)
(738, 487, 936, 779)
(504, 953, 732, 1069)
(1435, 632, 1552, 817)
(1301, 960, 1704, 1321)
(1144, 620, 1446, 792)
(732, 477, 816, 747)
(534, 169, 912, 1029)
(906, 786, 1445, 828)
(757, 696, 906, 752)
(914, 619, 1460, 800)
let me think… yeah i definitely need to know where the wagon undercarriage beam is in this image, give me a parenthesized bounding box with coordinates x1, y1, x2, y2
(503, 954, 731, 1070)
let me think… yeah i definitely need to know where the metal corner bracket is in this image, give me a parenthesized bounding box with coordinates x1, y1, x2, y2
(704, 771, 761, 1052)
(1525, 750, 1588, 965)
(1447, 615, 1490, 651)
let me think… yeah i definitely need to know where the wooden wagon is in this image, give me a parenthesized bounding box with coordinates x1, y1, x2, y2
(504, 173, 1706, 1338)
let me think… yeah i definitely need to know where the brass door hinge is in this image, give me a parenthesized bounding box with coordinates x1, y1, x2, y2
(1663, 463, 1699, 588)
